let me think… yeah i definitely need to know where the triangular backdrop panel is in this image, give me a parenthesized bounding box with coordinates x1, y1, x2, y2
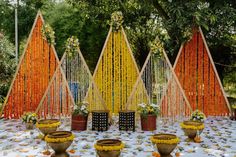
(1, 11, 59, 119)
(173, 27, 230, 116)
(87, 27, 148, 113)
(36, 48, 107, 118)
(62, 49, 107, 111)
(126, 51, 192, 118)
(36, 65, 73, 119)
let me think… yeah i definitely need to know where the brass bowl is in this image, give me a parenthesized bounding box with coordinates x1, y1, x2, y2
(181, 121, 204, 139)
(96, 139, 122, 157)
(37, 119, 60, 136)
(46, 131, 73, 157)
(152, 134, 178, 157)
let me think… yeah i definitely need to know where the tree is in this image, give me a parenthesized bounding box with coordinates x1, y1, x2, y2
(64, 0, 236, 96)
(0, 33, 16, 100)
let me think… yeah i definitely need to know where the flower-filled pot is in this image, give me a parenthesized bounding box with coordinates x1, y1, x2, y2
(45, 131, 74, 157)
(36, 119, 60, 138)
(151, 134, 179, 157)
(141, 115, 157, 131)
(138, 103, 160, 131)
(94, 139, 124, 157)
(22, 112, 37, 130)
(71, 114, 88, 131)
(72, 101, 89, 131)
(180, 121, 204, 139)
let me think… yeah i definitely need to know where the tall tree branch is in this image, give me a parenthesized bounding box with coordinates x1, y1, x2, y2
(152, 0, 170, 20)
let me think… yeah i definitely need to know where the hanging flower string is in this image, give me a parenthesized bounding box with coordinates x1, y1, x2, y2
(150, 37, 164, 58)
(65, 36, 80, 59)
(111, 11, 124, 31)
(41, 23, 55, 45)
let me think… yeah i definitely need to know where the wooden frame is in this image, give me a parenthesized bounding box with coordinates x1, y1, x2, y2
(173, 27, 231, 115)
(1, 10, 60, 118)
(88, 26, 148, 113)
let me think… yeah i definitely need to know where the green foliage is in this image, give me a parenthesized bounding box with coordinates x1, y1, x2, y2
(0, 34, 16, 99)
(0, 0, 235, 97)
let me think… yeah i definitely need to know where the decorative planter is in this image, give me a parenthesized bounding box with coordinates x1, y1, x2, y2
(141, 114, 156, 131)
(151, 134, 179, 157)
(36, 119, 60, 138)
(180, 121, 204, 139)
(25, 122, 34, 130)
(119, 110, 135, 131)
(45, 131, 74, 157)
(94, 139, 124, 157)
(71, 115, 88, 131)
(92, 110, 109, 131)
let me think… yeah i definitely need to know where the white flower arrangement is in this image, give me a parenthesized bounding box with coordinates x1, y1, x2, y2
(73, 101, 89, 116)
(22, 112, 37, 124)
(111, 11, 124, 31)
(190, 110, 206, 122)
(137, 102, 160, 117)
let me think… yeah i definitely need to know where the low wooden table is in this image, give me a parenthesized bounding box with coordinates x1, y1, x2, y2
(92, 110, 109, 131)
(119, 110, 135, 131)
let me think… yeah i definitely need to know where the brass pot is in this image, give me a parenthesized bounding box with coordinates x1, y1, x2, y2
(152, 134, 178, 157)
(25, 122, 34, 130)
(96, 139, 122, 157)
(46, 131, 73, 157)
(37, 119, 60, 136)
(182, 121, 203, 139)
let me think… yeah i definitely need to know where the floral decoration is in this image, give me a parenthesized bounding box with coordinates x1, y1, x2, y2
(21, 112, 37, 124)
(73, 101, 89, 116)
(150, 37, 164, 58)
(45, 134, 75, 143)
(137, 103, 160, 117)
(180, 122, 204, 130)
(94, 142, 125, 151)
(111, 11, 124, 31)
(190, 110, 206, 122)
(36, 121, 61, 128)
(41, 24, 55, 45)
(150, 136, 179, 144)
(65, 36, 80, 59)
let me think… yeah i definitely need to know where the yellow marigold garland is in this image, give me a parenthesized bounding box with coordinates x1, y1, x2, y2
(150, 136, 179, 145)
(180, 122, 204, 130)
(94, 143, 125, 151)
(45, 134, 74, 143)
(36, 121, 61, 128)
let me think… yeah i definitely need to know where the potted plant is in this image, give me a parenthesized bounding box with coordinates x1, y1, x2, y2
(71, 101, 89, 131)
(180, 110, 206, 140)
(138, 103, 160, 131)
(21, 112, 37, 130)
